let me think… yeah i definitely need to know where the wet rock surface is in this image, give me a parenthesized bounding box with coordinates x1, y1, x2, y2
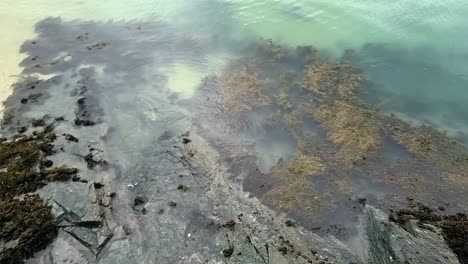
(103, 134, 363, 264)
(0, 17, 466, 264)
(366, 206, 461, 264)
(390, 204, 468, 263)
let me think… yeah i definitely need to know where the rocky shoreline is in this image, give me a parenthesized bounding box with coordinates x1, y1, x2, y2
(0, 78, 362, 263)
(0, 17, 467, 264)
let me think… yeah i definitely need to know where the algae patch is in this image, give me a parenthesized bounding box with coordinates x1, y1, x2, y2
(0, 124, 79, 263)
(287, 152, 324, 176)
(217, 63, 271, 118)
(386, 117, 468, 186)
(197, 39, 468, 239)
(0, 195, 57, 264)
(263, 159, 321, 213)
(303, 63, 381, 165)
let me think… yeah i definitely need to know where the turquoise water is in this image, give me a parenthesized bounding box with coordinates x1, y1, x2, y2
(2, 0, 468, 137)
(2, 0, 468, 258)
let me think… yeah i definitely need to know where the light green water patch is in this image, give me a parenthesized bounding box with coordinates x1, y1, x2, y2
(227, 0, 389, 51)
(226, 0, 468, 54)
(0, 0, 188, 21)
(163, 64, 206, 99)
(2, 0, 468, 135)
(162, 52, 234, 99)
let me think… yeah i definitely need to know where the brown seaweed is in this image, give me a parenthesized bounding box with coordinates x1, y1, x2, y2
(218, 63, 271, 118)
(0, 195, 57, 264)
(302, 61, 381, 165)
(199, 38, 468, 249)
(385, 117, 468, 186)
(262, 152, 323, 214)
(287, 151, 324, 176)
(0, 125, 79, 263)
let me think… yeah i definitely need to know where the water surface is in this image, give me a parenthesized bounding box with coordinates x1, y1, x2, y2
(2, 0, 468, 262)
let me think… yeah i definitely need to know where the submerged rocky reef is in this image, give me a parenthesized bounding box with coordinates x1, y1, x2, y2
(196, 38, 468, 263)
(0, 17, 467, 264)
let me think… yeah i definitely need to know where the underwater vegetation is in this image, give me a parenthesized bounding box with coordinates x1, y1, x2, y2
(385, 116, 468, 186)
(262, 158, 322, 214)
(216, 62, 271, 119)
(1, 21, 467, 261)
(0, 122, 78, 263)
(197, 39, 468, 259)
(287, 151, 324, 176)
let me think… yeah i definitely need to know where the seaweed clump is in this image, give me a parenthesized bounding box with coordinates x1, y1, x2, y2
(0, 125, 78, 263)
(0, 125, 77, 197)
(200, 39, 468, 235)
(0, 195, 57, 263)
(255, 38, 288, 62)
(287, 151, 324, 176)
(303, 63, 381, 165)
(263, 152, 323, 214)
(303, 63, 364, 98)
(263, 172, 321, 213)
(386, 117, 468, 185)
(392, 205, 468, 263)
(217, 63, 271, 119)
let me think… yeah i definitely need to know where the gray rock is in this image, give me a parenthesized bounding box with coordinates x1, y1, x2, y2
(365, 206, 460, 264)
(29, 231, 96, 264)
(268, 249, 289, 264)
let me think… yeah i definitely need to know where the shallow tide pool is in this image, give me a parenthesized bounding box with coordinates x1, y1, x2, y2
(1, 1, 468, 263)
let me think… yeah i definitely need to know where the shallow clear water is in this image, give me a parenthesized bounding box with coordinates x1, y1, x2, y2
(2, 1, 468, 261)
(2, 0, 468, 136)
